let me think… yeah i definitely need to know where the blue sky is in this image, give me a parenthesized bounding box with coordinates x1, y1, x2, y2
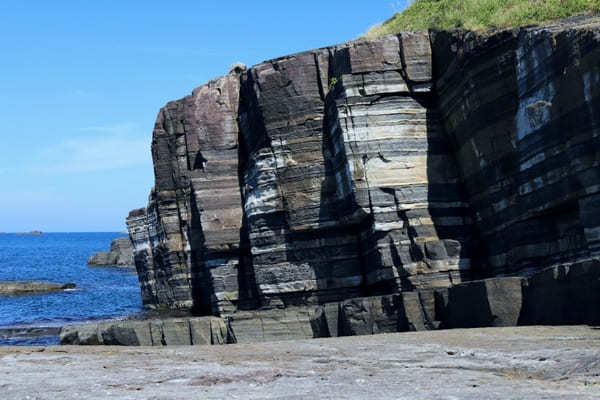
(0, 1, 408, 232)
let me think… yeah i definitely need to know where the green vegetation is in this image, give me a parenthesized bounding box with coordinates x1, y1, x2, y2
(365, 0, 600, 38)
(328, 77, 338, 90)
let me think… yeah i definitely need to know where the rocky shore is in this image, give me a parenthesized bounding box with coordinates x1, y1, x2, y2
(3, 326, 600, 399)
(59, 260, 600, 346)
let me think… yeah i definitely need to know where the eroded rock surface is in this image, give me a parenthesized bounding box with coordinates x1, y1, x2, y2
(60, 317, 228, 346)
(130, 31, 477, 315)
(7, 326, 600, 399)
(123, 18, 600, 341)
(432, 18, 600, 277)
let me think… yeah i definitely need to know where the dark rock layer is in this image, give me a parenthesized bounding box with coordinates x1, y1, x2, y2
(60, 259, 600, 345)
(432, 18, 600, 277)
(60, 317, 228, 346)
(122, 18, 600, 342)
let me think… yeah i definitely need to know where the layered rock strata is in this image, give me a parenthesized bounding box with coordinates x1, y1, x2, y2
(130, 32, 476, 315)
(88, 237, 134, 267)
(432, 17, 600, 276)
(60, 259, 600, 345)
(125, 67, 246, 314)
(125, 18, 600, 338)
(60, 317, 229, 346)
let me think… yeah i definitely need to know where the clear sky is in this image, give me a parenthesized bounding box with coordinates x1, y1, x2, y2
(0, 1, 409, 232)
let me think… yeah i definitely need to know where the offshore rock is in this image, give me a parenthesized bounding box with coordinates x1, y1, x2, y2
(0, 281, 76, 296)
(124, 17, 600, 342)
(88, 237, 134, 267)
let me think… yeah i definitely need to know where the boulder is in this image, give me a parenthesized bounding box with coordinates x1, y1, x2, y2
(521, 260, 600, 326)
(101, 321, 153, 346)
(227, 308, 313, 344)
(310, 294, 440, 338)
(443, 277, 526, 328)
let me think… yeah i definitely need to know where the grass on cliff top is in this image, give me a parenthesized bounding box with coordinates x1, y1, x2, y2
(365, 0, 600, 38)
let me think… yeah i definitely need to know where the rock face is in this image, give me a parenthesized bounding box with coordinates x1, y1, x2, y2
(0, 281, 76, 296)
(124, 18, 600, 341)
(431, 18, 600, 276)
(60, 317, 229, 346)
(61, 259, 600, 345)
(88, 237, 134, 267)
(129, 31, 475, 314)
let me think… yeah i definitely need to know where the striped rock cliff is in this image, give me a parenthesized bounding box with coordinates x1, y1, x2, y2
(432, 16, 600, 277)
(126, 18, 600, 333)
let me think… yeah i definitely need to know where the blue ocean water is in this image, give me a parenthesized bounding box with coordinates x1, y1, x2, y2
(0, 232, 142, 345)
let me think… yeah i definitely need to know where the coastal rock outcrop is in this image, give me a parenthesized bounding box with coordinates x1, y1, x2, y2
(60, 317, 229, 346)
(0, 281, 76, 296)
(129, 31, 475, 315)
(431, 17, 600, 277)
(88, 237, 134, 267)
(60, 312, 313, 345)
(120, 17, 600, 343)
(60, 258, 600, 345)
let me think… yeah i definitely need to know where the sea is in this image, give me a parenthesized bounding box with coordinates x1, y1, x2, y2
(0, 232, 142, 346)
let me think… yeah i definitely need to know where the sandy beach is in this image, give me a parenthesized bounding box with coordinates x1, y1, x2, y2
(1, 326, 599, 399)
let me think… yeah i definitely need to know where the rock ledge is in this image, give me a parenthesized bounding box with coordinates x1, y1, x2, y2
(0, 281, 76, 296)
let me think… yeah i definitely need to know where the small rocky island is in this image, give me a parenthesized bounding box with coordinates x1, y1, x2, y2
(88, 237, 134, 268)
(0, 281, 76, 296)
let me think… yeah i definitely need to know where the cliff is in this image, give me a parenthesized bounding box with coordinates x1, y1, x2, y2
(126, 18, 600, 332)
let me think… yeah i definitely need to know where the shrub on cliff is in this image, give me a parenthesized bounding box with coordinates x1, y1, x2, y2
(365, 0, 600, 38)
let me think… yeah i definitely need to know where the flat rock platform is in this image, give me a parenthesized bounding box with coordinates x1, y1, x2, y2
(1, 326, 599, 399)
